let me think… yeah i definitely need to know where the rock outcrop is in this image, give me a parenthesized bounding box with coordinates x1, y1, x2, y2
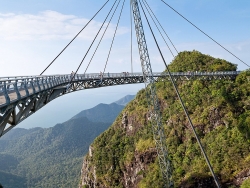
(79, 51, 250, 188)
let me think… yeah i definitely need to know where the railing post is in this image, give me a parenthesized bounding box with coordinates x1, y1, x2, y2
(36, 78, 41, 92)
(45, 77, 50, 88)
(41, 78, 45, 90)
(53, 77, 57, 86)
(56, 76, 60, 85)
(14, 80, 21, 100)
(30, 79, 36, 93)
(59, 76, 63, 84)
(49, 77, 54, 87)
(0, 82, 2, 93)
(7, 80, 11, 90)
(65, 75, 67, 82)
(55, 76, 59, 85)
(3, 82, 10, 104)
(50, 77, 54, 87)
(23, 79, 29, 96)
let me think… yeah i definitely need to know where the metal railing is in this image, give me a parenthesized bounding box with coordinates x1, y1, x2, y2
(0, 71, 241, 107)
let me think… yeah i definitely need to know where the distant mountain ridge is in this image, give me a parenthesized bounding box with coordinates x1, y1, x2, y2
(1, 127, 43, 140)
(0, 116, 111, 188)
(114, 95, 135, 106)
(0, 94, 135, 188)
(72, 103, 124, 123)
(72, 95, 135, 122)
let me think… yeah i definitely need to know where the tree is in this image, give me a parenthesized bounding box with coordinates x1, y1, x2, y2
(0, 183, 3, 188)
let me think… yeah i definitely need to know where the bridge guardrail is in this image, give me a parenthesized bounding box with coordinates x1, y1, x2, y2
(0, 71, 241, 107)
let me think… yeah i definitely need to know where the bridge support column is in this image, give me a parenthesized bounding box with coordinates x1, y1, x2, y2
(131, 0, 173, 187)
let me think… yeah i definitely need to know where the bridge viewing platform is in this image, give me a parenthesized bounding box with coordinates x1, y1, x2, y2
(0, 71, 240, 137)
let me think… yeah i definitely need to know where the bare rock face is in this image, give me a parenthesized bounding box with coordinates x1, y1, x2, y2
(79, 146, 96, 188)
(122, 113, 128, 128)
(79, 148, 157, 188)
(122, 148, 157, 188)
(122, 113, 145, 136)
(208, 107, 225, 131)
(79, 112, 157, 188)
(234, 168, 250, 186)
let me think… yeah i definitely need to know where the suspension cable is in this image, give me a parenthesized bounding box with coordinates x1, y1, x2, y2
(143, 0, 178, 55)
(160, 0, 249, 68)
(103, 0, 126, 74)
(69, 0, 118, 85)
(40, 0, 110, 75)
(139, 0, 221, 187)
(84, 0, 121, 74)
(142, 0, 175, 58)
(130, 0, 134, 73)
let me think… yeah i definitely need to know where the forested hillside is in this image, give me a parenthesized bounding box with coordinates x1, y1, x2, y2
(0, 98, 130, 188)
(80, 51, 250, 188)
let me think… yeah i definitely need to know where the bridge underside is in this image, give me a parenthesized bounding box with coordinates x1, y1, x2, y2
(0, 72, 238, 137)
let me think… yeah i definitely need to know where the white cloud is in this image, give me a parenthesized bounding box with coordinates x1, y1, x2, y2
(0, 10, 128, 41)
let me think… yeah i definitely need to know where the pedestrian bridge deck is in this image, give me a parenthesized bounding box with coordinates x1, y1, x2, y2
(0, 71, 240, 136)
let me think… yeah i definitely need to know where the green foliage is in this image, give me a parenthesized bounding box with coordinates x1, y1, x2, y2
(0, 117, 112, 188)
(84, 51, 250, 187)
(135, 138, 155, 152)
(0, 183, 2, 188)
(241, 178, 250, 188)
(168, 50, 237, 72)
(138, 162, 164, 188)
(238, 111, 250, 139)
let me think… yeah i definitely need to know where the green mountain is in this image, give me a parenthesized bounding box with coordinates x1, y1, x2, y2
(72, 103, 125, 123)
(0, 117, 110, 188)
(0, 127, 43, 141)
(79, 51, 250, 188)
(0, 97, 129, 188)
(114, 95, 135, 106)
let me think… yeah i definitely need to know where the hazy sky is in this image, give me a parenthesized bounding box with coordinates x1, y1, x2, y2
(0, 0, 249, 128)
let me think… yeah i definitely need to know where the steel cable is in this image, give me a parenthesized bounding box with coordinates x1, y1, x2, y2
(103, 0, 126, 74)
(139, 0, 221, 187)
(69, 0, 119, 86)
(143, 0, 178, 55)
(160, 0, 249, 68)
(40, 0, 110, 75)
(84, 0, 121, 74)
(142, 0, 175, 58)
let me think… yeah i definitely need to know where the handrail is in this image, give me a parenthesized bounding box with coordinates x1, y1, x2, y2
(0, 71, 241, 82)
(0, 71, 241, 108)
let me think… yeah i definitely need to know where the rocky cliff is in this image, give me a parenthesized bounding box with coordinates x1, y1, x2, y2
(79, 51, 250, 188)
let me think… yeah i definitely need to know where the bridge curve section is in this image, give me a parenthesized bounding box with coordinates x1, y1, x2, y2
(0, 71, 240, 137)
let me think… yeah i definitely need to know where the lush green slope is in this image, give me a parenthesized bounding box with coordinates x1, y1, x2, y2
(0, 96, 131, 188)
(82, 51, 250, 187)
(0, 117, 110, 188)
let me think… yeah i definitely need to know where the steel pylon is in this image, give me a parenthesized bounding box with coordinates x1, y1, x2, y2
(130, 0, 173, 187)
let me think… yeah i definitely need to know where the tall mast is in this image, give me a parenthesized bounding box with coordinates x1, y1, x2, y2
(130, 0, 173, 187)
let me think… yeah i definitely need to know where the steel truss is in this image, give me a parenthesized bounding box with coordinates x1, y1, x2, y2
(131, 0, 173, 187)
(0, 71, 238, 137)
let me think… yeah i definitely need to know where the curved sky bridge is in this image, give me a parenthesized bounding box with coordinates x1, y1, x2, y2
(1, 0, 249, 186)
(0, 71, 240, 137)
